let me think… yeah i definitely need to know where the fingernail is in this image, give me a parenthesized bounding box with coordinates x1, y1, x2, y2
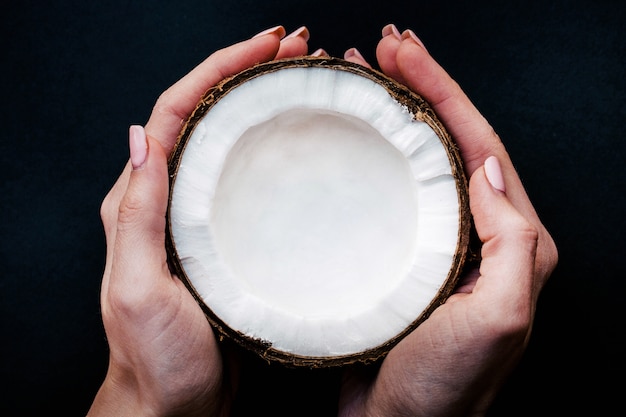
(252, 25, 286, 39)
(382, 23, 402, 40)
(129, 125, 148, 170)
(401, 29, 427, 50)
(311, 48, 328, 57)
(344, 47, 365, 61)
(283, 26, 310, 42)
(484, 156, 506, 192)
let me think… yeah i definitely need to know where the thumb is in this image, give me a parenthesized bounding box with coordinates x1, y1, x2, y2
(110, 125, 171, 293)
(469, 156, 538, 309)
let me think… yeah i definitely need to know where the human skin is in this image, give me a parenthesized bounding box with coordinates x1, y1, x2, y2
(89, 26, 310, 417)
(88, 24, 557, 417)
(338, 25, 558, 417)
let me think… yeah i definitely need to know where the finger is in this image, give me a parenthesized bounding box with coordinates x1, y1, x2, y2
(275, 26, 310, 59)
(368, 159, 538, 417)
(310, 48, 329, 58)
(99, 161, 131, 297)
(394, 30, 504, 175)
(343, 47, 371, 68)
(108, 126, 171, 299)
(468, 156, 539, 312)
(376, 24, 405, 84)
(145, 25, 289, 153)
(388, 29, 557, 281)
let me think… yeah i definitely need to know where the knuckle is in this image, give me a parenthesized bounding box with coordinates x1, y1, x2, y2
(116, 194, 143, 232)
(152, 88, 185, 121)
(152, 90, 170, 116)
(100, 189, 118, 229)
(509, 212, 540, 247)
(537, 227, 559, 281)
(518, 221, 540, 249)
(477, 301, 531, 344)
(105, 267, 168, 320)
(107, 283, 151, 320)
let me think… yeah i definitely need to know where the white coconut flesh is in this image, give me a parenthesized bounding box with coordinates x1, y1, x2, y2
(168, 59, 468, 365)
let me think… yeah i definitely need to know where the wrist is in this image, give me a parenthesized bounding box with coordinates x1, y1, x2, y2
(87, 371, 153, 417)
(88, 365, 224, 417)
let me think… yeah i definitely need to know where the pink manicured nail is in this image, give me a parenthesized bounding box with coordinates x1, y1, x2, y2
(344, 47, 365, 61)
(401, 29, 427, 50)
(129, 125, 148, 170)
(311, 48, 328, 57)
(283, 26, 310, 42)
(252, 25, 286, 39)
(484, 156, 506, 192)
(382, 23, 402, 40)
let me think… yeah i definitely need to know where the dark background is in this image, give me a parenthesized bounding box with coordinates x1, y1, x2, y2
(2, 0, 624, 415)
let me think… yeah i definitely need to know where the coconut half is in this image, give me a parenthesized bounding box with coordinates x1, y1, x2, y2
(166, 57, 471, 367)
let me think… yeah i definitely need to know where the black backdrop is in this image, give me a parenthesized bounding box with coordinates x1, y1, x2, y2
(2, 1, 624, 415)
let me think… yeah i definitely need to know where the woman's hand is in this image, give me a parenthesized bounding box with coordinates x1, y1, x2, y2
(88, 26, 310, 417)
(338, 24, 558, 417)
(88, 22, 558, 417)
